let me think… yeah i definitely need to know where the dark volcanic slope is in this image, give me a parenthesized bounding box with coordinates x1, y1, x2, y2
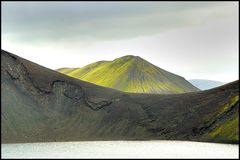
(1, 50, 239, 144)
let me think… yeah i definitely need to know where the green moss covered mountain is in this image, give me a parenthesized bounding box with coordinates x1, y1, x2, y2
(57, 55, 199, 94)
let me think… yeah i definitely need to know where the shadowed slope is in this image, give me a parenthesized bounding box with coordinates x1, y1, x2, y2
(1, 50, 238, 144)
(57, 55, 199, 94)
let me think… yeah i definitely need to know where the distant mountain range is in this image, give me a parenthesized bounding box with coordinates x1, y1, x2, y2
(2, 50, 239, 144)
(57, 55, 199, 94)
(189, 79, 227, 90)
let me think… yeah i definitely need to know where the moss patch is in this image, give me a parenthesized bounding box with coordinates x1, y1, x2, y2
(217, 95, 239, 116)
(209, 95, 239, 142)
(210, 115, 239, 141)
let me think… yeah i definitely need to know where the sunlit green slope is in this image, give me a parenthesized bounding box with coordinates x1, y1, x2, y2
(208, 95, 239, 142)
(57, 55, 199, 94)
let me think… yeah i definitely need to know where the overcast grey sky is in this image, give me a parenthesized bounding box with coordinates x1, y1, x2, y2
(2, 1, 239, 82)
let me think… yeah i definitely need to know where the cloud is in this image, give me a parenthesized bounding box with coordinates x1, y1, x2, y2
(2, 2, 238, 82)
(2, 2, 238, 44)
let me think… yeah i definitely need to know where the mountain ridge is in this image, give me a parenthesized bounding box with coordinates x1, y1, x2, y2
(189, 79, 227, 90)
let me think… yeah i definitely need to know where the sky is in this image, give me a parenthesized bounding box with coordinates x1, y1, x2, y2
(2, 1, 239, 82)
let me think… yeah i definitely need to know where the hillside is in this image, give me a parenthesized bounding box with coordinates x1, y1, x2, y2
(1, 50, 239, 144)
(189, 79, 227, 90)
(57, 55, 199, 94)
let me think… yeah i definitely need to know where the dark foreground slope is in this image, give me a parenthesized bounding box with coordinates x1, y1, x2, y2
(1, 50, 239, 144)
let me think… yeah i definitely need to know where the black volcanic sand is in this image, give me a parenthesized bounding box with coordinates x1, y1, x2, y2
(1, 50, 239, 144)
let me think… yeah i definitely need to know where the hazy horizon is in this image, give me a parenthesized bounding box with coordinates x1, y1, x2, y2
(2, 2, 239, 82)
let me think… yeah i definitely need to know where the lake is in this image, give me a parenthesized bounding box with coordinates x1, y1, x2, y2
(1, 140, 239, 158)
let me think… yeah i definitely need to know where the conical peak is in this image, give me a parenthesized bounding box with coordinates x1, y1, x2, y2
(122, 55, 138, 58)
(115, 55, 143, 62)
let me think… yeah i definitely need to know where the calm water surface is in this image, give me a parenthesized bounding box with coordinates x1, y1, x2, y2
(1, 141, 239, 158)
